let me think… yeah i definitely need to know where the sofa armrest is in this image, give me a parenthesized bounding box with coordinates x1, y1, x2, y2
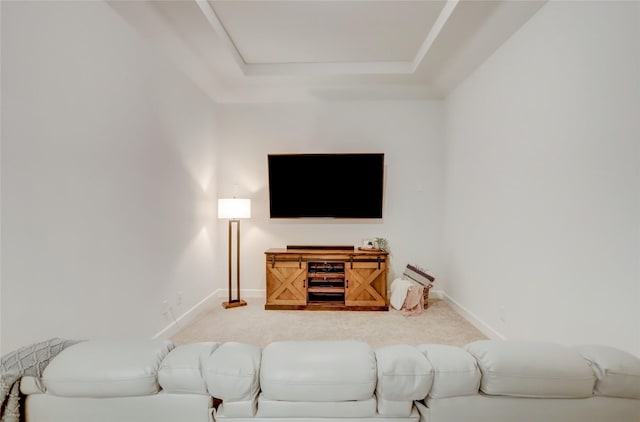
(375, 344, 433, 416)
(20, 376, 45, 395)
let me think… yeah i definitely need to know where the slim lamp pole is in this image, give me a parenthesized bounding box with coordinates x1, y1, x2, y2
(236, 219, 241, 302)
(227, 219, 233, 304)
(219, 198, 249, 309)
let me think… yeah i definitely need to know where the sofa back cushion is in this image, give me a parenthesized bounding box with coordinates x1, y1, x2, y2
(574, 344, 640, 399)
(204, 342, 261, 401)
(375, 344, 433, 417)
(376, 344, 433, 401)
(158, 342, 220, 394)
(42, 340, 173, 397)
(417, 344, 480, 398)
(260, 340, 376, 402)
(465, 340, 595, 398)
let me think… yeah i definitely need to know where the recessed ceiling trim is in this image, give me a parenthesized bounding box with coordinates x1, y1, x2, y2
(411, 0, 459, 71)
(196, 0, 247, 71)
(243, 61, 415, 76)
(196, 0, 452, 77)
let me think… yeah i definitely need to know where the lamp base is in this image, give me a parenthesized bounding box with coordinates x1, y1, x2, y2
(222, 299, 247, 309)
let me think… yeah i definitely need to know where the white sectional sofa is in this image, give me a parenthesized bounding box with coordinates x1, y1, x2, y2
(19, 339, 640, 422)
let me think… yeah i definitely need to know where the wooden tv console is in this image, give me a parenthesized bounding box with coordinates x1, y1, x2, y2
(265, 247, 388, 311)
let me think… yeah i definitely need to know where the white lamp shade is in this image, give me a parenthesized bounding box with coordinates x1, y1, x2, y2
(218, 198, 251, 219)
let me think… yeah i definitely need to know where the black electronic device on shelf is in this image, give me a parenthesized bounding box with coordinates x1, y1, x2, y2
(306, 261, 346, 305)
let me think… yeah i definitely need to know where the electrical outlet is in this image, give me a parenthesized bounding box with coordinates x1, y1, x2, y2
(177, 291, 183, 306)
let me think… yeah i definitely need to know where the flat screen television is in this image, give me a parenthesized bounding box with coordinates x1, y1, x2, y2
(268, 153, 384, 219)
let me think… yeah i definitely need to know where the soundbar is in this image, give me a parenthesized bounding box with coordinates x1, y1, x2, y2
(286, 245, 354, 251)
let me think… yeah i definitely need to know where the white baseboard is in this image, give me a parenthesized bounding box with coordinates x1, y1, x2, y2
(429, 289, 445, 300)
(153, 289, 222, 339)
(152, 289, 267, 339)
(438, 291, 506, 340)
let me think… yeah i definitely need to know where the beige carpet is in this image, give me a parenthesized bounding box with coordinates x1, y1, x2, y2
(171, 298, 487, 349)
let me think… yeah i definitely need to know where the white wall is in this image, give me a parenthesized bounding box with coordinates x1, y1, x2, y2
(443, 1, 640, 354)
(215, 101, 445, 293)
(1, 1, 220, 353)
(6, 0, 635, 356)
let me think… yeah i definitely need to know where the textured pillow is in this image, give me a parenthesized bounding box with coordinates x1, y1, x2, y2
(465, 340, 595, 398)
(574, 344, 640, 399)
(402, 265, 434, 287)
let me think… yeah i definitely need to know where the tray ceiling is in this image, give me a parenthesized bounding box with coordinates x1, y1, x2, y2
(108, 0, 546, 102)
(208, 1, 447, 64)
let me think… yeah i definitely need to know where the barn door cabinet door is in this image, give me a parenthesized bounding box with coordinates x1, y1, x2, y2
(265, 248, 388, 310)
(345, 260, 387, 307)
(266, 260, 307, 306)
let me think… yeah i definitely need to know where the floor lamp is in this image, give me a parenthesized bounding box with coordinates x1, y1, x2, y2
(218, 198, 251, 309)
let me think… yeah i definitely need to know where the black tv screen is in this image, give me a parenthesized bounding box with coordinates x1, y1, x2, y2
(268, 153, 384, 219)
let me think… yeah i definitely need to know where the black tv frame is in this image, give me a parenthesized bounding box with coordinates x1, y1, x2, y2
(267, 153, 384, 219)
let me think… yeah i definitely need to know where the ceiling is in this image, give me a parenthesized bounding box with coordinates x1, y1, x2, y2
(108, 0, 546, 103)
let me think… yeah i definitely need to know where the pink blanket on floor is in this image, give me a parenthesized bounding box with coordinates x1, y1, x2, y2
(403, 285, 425, 316)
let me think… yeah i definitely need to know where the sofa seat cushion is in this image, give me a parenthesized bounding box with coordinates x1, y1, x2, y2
(43, 339, 173, 397)
(24, 391, 212, 422)
(255, 394, 377, 418)
(574, 344, 640, 399)
(420, 394, 640, 422)
(260, 340, 376, 402)
(465, 340, 595, 398)
(158, 342, 220, 395)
